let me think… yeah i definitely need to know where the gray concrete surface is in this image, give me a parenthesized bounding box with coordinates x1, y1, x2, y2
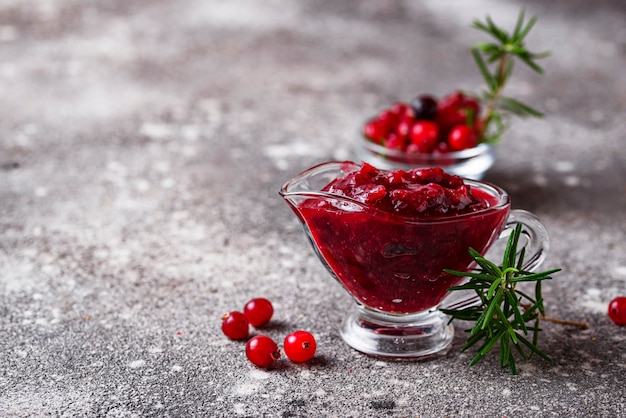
(1, 0, 626, 416)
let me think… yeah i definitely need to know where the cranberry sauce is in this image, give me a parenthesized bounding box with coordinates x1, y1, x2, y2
(298, 163, 509, 314)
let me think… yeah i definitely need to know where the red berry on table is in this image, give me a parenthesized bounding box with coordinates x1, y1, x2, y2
(246, 335, 280, 367)
(608, 296, 626, 325)
(409, 121, 439, 153)
(284, 330, 317, 363)
(243, 298, 274, 328)
(221, 311, 249, 340)
(447, 124, 478, 151)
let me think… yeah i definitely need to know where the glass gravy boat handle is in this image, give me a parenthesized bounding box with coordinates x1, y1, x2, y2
(439, 209, 550, 311)
(505, 209, 550, 272)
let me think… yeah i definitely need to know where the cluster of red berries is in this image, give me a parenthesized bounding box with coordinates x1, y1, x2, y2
(608, 296, 626, 325)
(221, 297, 317, 367)
(362, 92, 483, 153)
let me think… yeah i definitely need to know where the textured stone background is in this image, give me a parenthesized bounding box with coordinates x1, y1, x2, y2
(1, 0, 625, 416)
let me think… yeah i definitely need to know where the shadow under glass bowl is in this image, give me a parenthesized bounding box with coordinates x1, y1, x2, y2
(357, 135, 496, 180)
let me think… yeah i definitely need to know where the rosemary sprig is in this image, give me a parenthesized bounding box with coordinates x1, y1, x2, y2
(440, 223, 561, 375)
(470, 10, 550, 143)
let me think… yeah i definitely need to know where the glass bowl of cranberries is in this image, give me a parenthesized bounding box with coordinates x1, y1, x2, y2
(358, 92, 496, 180)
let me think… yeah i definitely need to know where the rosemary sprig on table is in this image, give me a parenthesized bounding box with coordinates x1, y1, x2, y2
(471, 10, 550, 143)
(440, 223, 561, 375)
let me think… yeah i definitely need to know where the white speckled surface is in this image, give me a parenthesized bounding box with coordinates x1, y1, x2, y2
(1, 0, 626, 416)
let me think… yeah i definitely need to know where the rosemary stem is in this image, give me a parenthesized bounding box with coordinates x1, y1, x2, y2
(479, 54, 509, 135)
(520, 303, 589, 329)
(540, 316, 589, 329)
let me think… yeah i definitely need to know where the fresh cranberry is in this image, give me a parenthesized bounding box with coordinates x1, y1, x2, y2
(385, 133, 407, 151)
(409, 121, 439, 152)
(438, 108, 465, 125)
(391, 102, 414, 123)
(436, 109, 466, 141)
(378, 109, 400, 132)
(438, 91, 465, 112)
(221, 311, 249, 340)
(447, 125, 478, 151)
(395, 119, 413, 140)
(437, 92, 481, 137)
(284, 330, 317, 363)
(410, 95, 438, 120)
(363, 92, 483, 154)
(246, 335, 280, 368)
(608, 296, 626, 325)
(243, 298, 274, 328)
(363, 119, 386, 144)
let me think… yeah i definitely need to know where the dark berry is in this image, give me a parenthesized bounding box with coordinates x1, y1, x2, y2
(410, 95, 438, 120)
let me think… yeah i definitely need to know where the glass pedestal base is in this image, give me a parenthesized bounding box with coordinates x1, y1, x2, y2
(340, 306, 454, 359)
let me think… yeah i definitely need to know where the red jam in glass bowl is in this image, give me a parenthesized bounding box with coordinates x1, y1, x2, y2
(283, 161, 510, 314)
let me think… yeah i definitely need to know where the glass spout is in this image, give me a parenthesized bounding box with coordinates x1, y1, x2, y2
(279, 161, 364, 222)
